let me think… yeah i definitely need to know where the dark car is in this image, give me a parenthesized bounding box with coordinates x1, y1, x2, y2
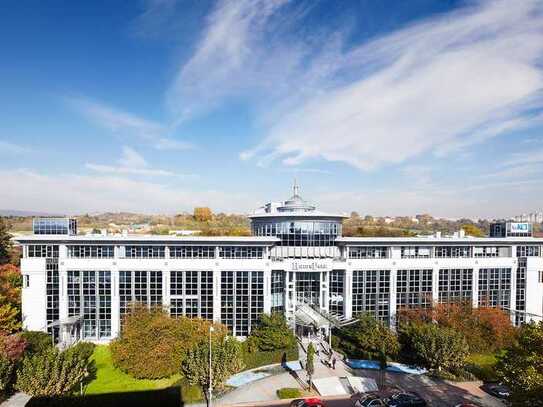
(386, 392, 427, 407)
(481, 382, 511, 399)
(351, 393, 387, 407)
(290, 397, 326, 407)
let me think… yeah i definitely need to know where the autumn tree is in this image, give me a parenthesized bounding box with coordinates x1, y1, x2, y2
(182, 337, 244, 407)
(194, 207, 213, 222)
(461, 224, 485, 237)
(306, 343, 315, 389)
(496, 321, 543, 406)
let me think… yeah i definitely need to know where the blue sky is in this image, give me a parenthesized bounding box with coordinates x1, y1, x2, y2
(1, 0, 543, 218)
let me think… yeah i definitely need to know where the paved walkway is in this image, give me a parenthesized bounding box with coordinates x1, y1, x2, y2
(0, 393, 30, 407)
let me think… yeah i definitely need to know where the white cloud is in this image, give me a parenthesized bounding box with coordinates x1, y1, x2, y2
(0, 141, 32, 155)
(170, 0, 543, 171)
(85, 146, 193, 177)
(69, 97, 192, 151)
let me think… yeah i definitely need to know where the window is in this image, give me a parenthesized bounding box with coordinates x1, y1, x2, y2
(46, 259, 59, 341)
(221, 271, 264, 336)
(169, 246, 215, 259)
(23, 275, 29, 288)
(349, 247, 388, 259)
(401, 247, 431, 259)
(33, 217, 76, 235)
(27, 245, 59, 258)
(478, 268, 511, 309)
(397, 269, 433, 309)
(517, 246, 540, 257)
(539, 270, 543, 283)
(119, 271, 163, 316)
(438, 269, 472, 303)
(271, 271, 285, 313)
(516, 260, 527, 325)
(434, 246, 471, 258)
(473, 246, 503, 258)
(329, 270, 344, 315)
(169, 271, 213, 320)
(352, 270, 390, 322)
(67, 270, 111, 339)
(219, 246, 263, 259)
(68, 245, 114, 258)
(124, 246, 165, 259)
(252, 220, 342, 248)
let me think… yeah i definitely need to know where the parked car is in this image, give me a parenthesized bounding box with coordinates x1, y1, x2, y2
(386, 392, 428, 407)
(351, 393, 386, 407)
(454, 403, 482, 407)
(481, 382, 511, 399)
(290, 397, 326, 407)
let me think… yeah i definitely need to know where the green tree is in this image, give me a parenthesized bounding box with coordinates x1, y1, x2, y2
(0, 355, 14, 396)
(0, 219, 11, 265)
(0, 303, 20, 335)
(461, 224, 485, 237)
(15, 345, 93, 397)
(182, 337, 244, 407)
(245, 313, 296, 352)
(306, 343, 315, 389)
(496, 321, 543, 406)
(400, 322, 468, 373)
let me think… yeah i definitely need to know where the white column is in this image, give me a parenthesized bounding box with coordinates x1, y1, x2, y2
(58, 245, 68, 322)
(263, 268, 272, 314)
(432, 267, 439, 304)
(344, 268, 352, 319)
(212, 266, 222, 323)
(389, 268, 397, 328)
(472, 267, 479, 309)
(321, 271, 329, 311)
(110, 266, 120, 338)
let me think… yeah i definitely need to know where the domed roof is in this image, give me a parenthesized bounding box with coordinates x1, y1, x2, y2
(277, 181, 315, 212)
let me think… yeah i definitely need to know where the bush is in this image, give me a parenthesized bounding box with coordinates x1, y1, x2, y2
(69, 341, 96, 361)
(16, 346, 94, 397)
(0, 355, 14, 396)
(277, 387, 301, 399)
(111, 304, 226, 379)
(241, 346, 298, 370)
(245, 313, 297, 352)
(1, 334, 26, 362)
(20, 331, 52, 356)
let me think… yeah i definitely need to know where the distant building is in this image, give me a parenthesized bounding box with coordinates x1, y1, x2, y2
(32, 217, 77, 235)
(490, 221, 532, 238)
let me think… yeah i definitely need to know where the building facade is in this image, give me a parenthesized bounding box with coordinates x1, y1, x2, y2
(16, 187, 543, 343)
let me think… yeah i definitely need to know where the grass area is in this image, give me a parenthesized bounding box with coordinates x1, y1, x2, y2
(465, 353, 499, 382)
(85, 345, 180, 395)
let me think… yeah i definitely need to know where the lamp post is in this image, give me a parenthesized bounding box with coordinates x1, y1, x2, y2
(208, 326, 214, 407)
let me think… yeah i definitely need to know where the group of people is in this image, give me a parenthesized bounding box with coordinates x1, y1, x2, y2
(314, 343, 337, 369)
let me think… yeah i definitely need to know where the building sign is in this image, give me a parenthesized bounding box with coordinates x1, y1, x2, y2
(509, 223, 531, 233)
(290, 261, 329, 271)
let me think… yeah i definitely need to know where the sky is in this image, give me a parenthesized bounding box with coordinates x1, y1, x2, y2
(1, 0, 543, 219)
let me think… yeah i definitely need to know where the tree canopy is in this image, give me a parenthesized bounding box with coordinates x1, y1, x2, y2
(245, 313, 297, 352)
(0, 219, 11, 265)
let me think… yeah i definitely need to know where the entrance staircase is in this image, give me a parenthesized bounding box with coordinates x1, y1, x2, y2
(295, 297, 357, 329)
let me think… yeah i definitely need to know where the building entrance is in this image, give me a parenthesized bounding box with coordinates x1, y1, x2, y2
(295, 271, 321, 306)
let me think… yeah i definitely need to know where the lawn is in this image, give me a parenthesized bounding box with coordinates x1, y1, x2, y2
(465, 353, 499, 382)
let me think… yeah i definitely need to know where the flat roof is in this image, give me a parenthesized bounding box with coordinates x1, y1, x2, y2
(336, 236, 543, 245)
(249, 211, 348, 219)
(13, 235, 280, 245)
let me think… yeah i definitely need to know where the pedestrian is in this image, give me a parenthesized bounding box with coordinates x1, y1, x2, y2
(332, 357, 337, 370)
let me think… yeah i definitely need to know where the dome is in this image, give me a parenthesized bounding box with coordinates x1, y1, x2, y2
(277, 181, 316, 212)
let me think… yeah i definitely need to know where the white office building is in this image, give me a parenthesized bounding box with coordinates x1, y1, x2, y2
(16, 186, 543, 344)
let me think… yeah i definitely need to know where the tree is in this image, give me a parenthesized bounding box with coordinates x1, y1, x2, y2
(306, 343, 315, 389)
(15, 345, 93, 397)
(461, 224, 485, 237)
(194, 207, 213, 222)
(182, 337, 244, 407)
(399, 322, 468, 373)
(496, 321, 543, 406)
(0, 304, 20, 335)
(245, 313, 296, 352)
(0, 219, 11, 265)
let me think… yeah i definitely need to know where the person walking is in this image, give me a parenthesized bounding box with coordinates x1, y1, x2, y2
(332, 356, 337, 370)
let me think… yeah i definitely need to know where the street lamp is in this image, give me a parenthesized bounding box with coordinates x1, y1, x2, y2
(208, 326, 214, 407)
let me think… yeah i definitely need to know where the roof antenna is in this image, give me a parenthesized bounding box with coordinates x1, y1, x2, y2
(293, 178, 299, 196)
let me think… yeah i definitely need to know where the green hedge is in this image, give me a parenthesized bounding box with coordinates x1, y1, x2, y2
(277, 387, 301, 399)
(241, 346, 298, 370)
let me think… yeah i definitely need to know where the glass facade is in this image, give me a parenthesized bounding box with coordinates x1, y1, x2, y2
(438, 269, 473, 303)
(125, 246, 165, 259)
(329, 270, 344, 315)
(68, 245, 114, 258)
(170, 271, 214, 320)
(252, 220, 341, 247)
(67, 270, 111, 339)
(219, 246, 263, 259)
(349, 247, 388, 259)
(516, 259, 526, 325)
(295, 272, 321, 305)
(169, 246, 215, 259)
(46, 259, 59, 340)
(220, 271, 264, 336)
(33, 217, 77, 235)
(352, 270, 390, 322)
(478, 268, 511, 308)
(397, 269, 433, 309)
(28, 245, 59, 258)
(271, 271, 285, 313)
(119, 271, 163, 316)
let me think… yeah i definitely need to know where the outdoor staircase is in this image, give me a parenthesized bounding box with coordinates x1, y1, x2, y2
(295, 298, 357, 329)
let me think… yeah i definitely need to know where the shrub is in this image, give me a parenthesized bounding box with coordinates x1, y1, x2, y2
(1, 334, 26, 362)
(69, 341, 96, 361)
(0, 355, 14, 396)
(245, 313, 297, 352)
(241, 346, 298, 370)
(16, 346, 94, 397)
(111, 304, 226, 379)
(0, 304, 20, 335)
(277, 387, 301, 399)
(20, 331, 52, 356)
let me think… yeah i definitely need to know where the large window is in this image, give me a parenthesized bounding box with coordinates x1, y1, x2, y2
(478, 268, 511, 308)
(329, 270, 344, 315)
(46, 259, 59, 340)
(517, 246, 540, 257)
(401, 247, 431, 259)
(352, 270, 390, 322)
(438, 269, 472, 303)
(271, 271, 285, 313)
(169, 246, 215, 259)
(397, 269, 433, 309)
(295, 272, 320, 305)
(33, 217, 76, 235)
(221, 271, 264, 336)
(516, 259, 526, 325)
(68, 245, 114, 258)
(27, 245, 59, 258)
(67, 270, 111, 339)
(219, 246, 263, 259)
(124, 246, 165, 259)
(434, 246, 472, 258)
(349, 247, 388, 259)
(252, 220, 341, 247)
(119, 271, 163, 316)
(473, 246, 503, 258)
(169, 271, 213, 320)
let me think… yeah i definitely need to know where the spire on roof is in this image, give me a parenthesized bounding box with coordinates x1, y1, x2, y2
(293, 178, 299, 196)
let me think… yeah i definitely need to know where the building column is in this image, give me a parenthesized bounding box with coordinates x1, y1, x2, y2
(263, 268, 272, 314)
(343, 268, 352, 319)
(472, 267, 479, 309)
(110, 266, 120, 338)
(432, 267, 440, 304)
(389, 268, 397, 328)
(212, 267, 222, 323)
(321, 271, 329, 312)
(58, 245, 68, 322)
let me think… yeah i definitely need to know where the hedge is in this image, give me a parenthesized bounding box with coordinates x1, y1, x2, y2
(277, 387, 302, 399)
(241, 346, 298, 370)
